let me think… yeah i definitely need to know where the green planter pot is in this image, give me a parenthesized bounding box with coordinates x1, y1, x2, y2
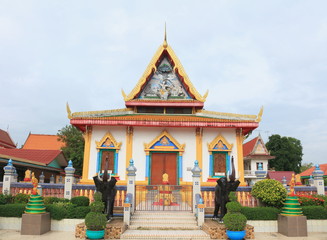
(226, 230, 246, 240)
(86, 229, 105, 239)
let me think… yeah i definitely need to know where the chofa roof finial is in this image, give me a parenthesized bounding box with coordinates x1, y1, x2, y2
(163, 22, 168, 48)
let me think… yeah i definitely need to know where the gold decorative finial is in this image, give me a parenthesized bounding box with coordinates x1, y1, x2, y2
(163, 22, 168, 48)
(66, 102, 72, 119)
(255, 106, 264, 122)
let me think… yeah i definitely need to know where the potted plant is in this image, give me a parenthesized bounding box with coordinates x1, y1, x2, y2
(85, 192, 107, 239)
(223, 192, 247, 240)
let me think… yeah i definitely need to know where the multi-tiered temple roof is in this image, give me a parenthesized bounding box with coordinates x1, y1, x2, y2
(69, 35, 262, 135)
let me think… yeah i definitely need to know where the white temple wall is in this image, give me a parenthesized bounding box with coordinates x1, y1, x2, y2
(89, 126, 127, 181)
(250, 159, 269, 171)
(202, 128, 238, 180)
(132, 127, 197, 182)
(87, 126, 240, 183)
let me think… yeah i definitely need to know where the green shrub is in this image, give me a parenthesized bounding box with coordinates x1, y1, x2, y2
(43, 197, 69, 204)
(228, 192, 237, 202)
(45, 204, 67, 220)
(241, 207, 280, 220)
(66, 206, 90, 219)
(71, 196, 90, 206)
(223, 212, 247, 231)
(226, 202, 242, 213)
(251, 179, 287, 208)
(0, 194, 13, 205)
(13, 193, 29, 204)
(90, 201, 104, 212)
(302, 206, 327, 219)
(85, 212, 107, 230)
(93, 192, 102, 202)
(85, 191, 107, 230)
(0, 204, 26, 217)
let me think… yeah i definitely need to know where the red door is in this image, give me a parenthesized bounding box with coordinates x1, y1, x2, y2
(213, 152, 226, 175)
(151, 153, 177, 185)
(101, 151, 115, 173)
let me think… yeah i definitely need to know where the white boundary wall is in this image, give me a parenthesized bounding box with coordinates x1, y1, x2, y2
(1, 217, 326, 232)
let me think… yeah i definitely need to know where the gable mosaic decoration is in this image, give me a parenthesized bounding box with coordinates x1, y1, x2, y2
(144, 130, 185, 152)
(95, 132, 122, 150)
(139, 58, 190, 100)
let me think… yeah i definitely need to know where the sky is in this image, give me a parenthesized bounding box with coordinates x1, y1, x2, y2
(1, 1, 326, 165)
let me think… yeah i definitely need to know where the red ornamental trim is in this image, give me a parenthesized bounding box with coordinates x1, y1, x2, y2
(125, 101, 204, 107)
(71, 119, 258, 128)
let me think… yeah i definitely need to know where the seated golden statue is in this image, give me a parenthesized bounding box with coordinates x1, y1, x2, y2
(24, 169, 32, 182)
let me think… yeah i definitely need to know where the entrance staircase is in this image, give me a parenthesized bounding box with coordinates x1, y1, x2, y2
(120, 211, 210, 240)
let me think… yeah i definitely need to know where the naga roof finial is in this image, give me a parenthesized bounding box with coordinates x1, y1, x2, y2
(163, 22, 168, 48)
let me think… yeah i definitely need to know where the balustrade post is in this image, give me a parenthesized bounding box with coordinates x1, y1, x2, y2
(64, 160, 75, 200)
(126, 159, 137, 213)
(191, 160, 202, 214)
(123, 193, 132, 226)
(2, 159, 15, 194)
(39, 172, 45, 183)
(312, 164, 325, 195)
(50, 174, 55, 184)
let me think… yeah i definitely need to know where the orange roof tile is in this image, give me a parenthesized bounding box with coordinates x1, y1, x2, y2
(0, 148, 63, 165)
(243, 137, 258, 157)
(23, 134, 65, 150)
(0, 129, 16, 149)
(299, 164, 327, 177)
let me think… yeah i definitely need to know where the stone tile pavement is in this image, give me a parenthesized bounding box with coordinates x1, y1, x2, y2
(0, 229, 326, 240)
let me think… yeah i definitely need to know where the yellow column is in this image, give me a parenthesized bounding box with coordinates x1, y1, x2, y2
(81, 126, 92, 183)
(126, 126, 134, 179)
(196, 127, 203, 181)
(236, 128, 246, 186)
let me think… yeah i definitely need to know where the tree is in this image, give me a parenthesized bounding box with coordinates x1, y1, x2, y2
(265, 134, 303, 174)
(57, 125, 84, 176)
(300, 162, 314, 173)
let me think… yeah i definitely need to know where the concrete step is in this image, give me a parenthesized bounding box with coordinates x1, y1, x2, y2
(131, 218, 196, 224)
(132, 211, 195, 219)
(120, 229, 210, 240)
(128, 224, 199, 230)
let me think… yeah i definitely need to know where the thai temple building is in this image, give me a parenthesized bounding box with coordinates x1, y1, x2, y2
(68, 34, 263, 186)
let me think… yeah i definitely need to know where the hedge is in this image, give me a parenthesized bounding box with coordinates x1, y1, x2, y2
(70, 196, 90, 207)
(241, 207, 281, 220)
(0, 194, 13, 205)
(45, 204, 90, 220)
(0, 204, 26, 217)
(302, 206, 327, 219)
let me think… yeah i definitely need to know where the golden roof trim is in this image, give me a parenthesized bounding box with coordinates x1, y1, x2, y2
(71, 108, 134, 118)
(71, 114, 258, 123)
(196, 110, 257, 120)
(122, 42, 208, 102)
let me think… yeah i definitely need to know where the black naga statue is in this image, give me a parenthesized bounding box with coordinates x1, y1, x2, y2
(213, 156, 240, 222)
(93, 160, 117, 220)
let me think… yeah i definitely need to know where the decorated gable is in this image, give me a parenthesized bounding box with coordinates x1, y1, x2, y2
(151, 136, 178, 149)
(254, 139, 268, 155)
(140, 58, 191, 100)
(144, 130, 185, 152)
(122, 37, 208, 106)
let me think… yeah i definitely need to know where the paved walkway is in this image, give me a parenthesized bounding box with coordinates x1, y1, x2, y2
(0, 230, 326, 240)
